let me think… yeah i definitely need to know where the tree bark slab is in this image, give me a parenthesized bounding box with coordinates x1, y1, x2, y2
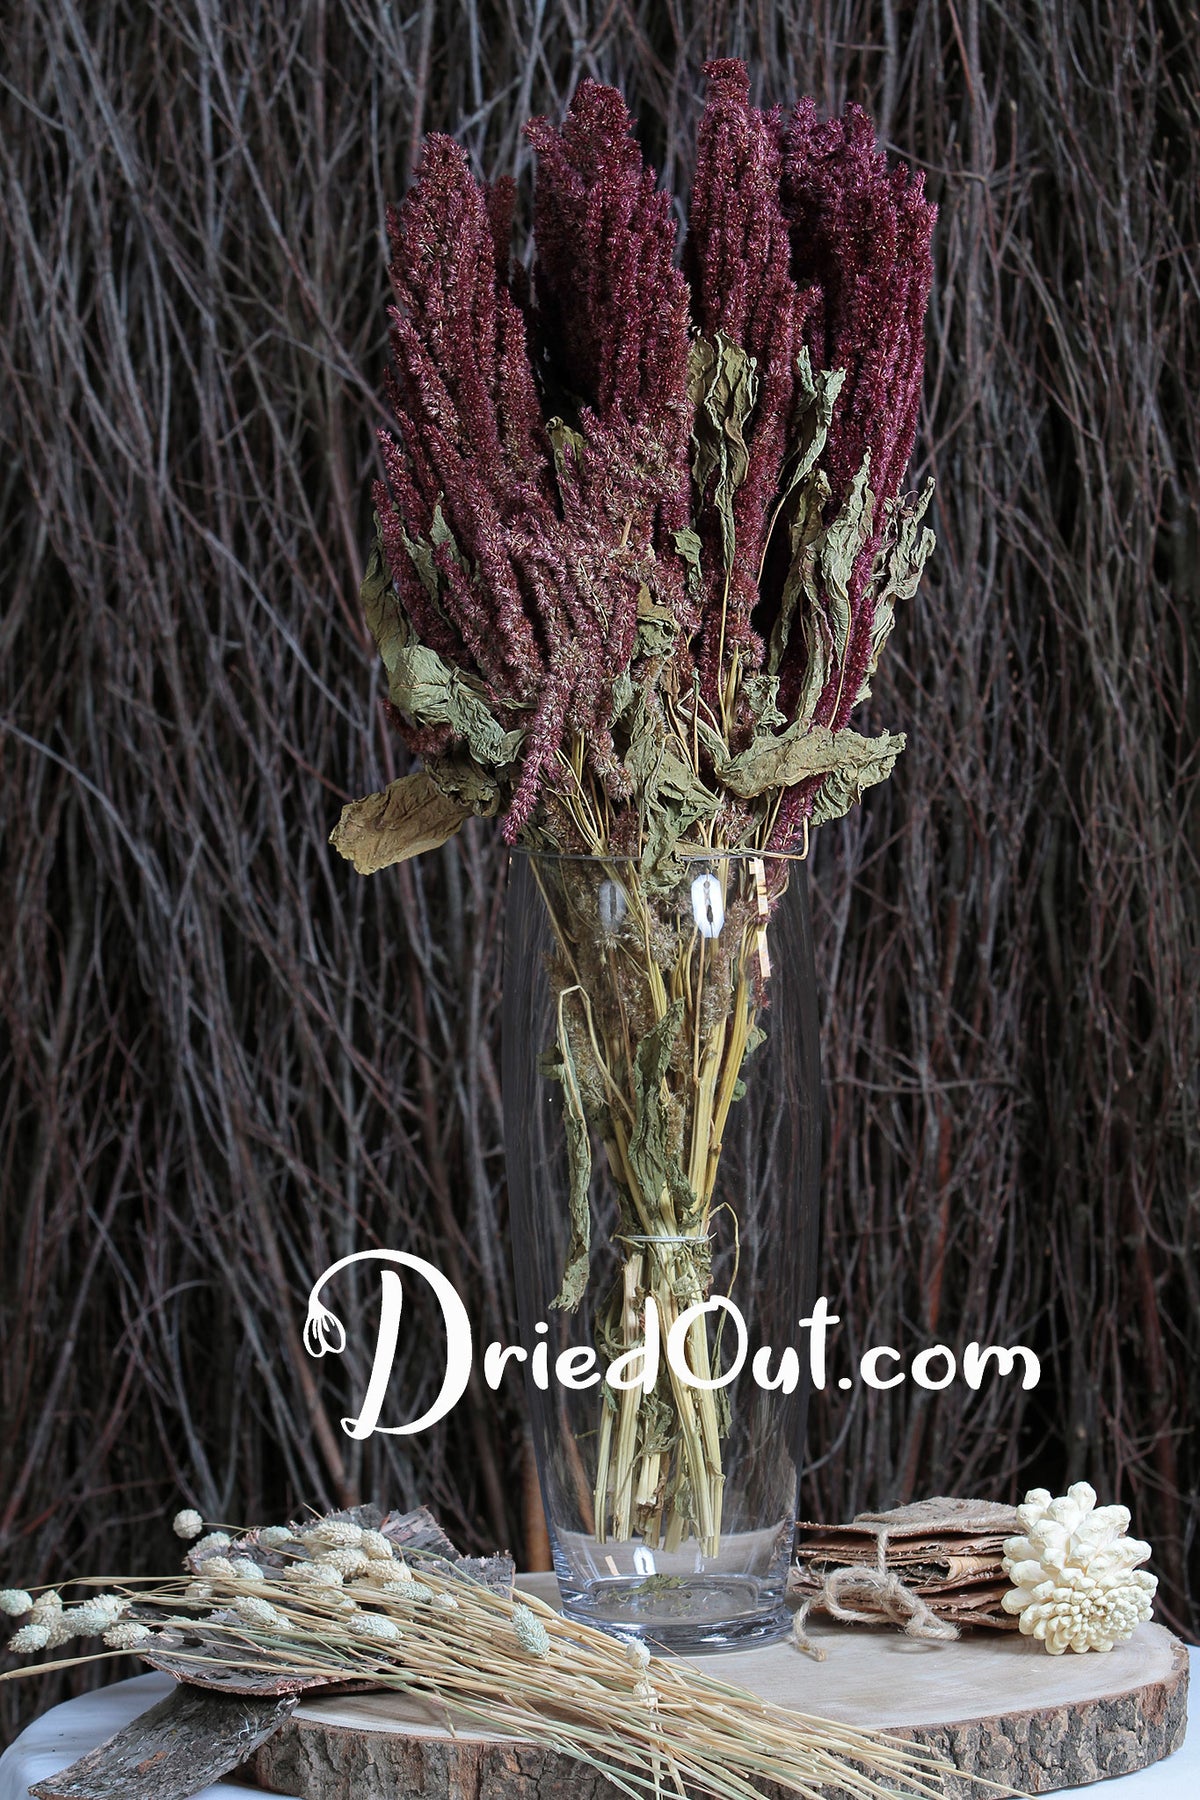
(28, 1683, 298, 1800)
(250, 1596, 1187, 1799)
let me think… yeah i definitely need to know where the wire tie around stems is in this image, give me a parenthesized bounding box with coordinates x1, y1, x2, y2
(617, 1234, 713, 1246)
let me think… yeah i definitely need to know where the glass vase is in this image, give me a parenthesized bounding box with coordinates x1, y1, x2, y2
(502, 850, 820, 1652)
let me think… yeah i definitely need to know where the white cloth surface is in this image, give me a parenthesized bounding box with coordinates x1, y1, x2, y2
(0, 1672, 300, 1799)
(1, 1657, 1196, 1798)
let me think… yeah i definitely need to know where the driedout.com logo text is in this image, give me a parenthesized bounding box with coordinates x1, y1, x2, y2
(302, 1251, 1040, 1440)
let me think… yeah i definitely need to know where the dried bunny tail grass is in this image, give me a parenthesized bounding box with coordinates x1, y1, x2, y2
(1, 1559, 951, 1800)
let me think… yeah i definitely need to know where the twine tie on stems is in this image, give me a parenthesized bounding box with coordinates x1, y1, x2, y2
(791, 1525, 961, 1660)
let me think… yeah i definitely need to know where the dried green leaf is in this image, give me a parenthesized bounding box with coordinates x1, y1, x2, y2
(366, 519, 520, 769)
(777, 353, 846, 510)
(329, 771, 470, 874)
(546, 416, 586, 484)
(766, 358, 845, 675)
(688, 331, 759, 572)
(385, 643, 523, 767)
(627, 1001, 698, 1226)
(819, 453, 875, 671)
(672, 527, 704, 595)
(635, 584, 680, 660)
(424, 749, 503, 817)
(543, 1001, 593, 1313)
(361, 538, 412, 670)
(741, 673, 786, 730)
(620, 687, 720, 880)
(854, 478, 936, 706)
(714, 719, 904, 801)
(809, 730, 907, 826)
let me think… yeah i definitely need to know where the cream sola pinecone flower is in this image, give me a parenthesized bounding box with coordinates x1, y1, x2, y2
(1001, 1482, 1157, 1653)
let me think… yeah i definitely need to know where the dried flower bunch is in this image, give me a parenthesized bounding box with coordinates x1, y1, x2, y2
(332, 59, 935, 878)
(1, 1507, 946, 1800)
(1001, 1483, 1158, 1654)
(331, 67, 935, 1564)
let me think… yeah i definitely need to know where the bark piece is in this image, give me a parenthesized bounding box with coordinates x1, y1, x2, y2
(29, 1683, 297, 1800)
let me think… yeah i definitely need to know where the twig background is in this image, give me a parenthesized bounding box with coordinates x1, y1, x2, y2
(1, 0, 1197, 1741)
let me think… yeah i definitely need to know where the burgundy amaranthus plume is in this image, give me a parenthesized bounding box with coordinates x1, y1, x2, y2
(363, 61, 935, 856)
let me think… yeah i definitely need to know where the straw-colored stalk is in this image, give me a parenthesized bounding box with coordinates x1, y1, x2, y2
(1, 1550, 950, 1800)
(532, 745, 779, 1556)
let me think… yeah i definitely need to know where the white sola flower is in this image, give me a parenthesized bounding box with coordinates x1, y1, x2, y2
(1001, 1482, 1157, 1654)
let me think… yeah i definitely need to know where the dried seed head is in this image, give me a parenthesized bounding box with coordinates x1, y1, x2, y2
(103, 1621, 154, 1649)
(285, 1562, 344, 1588)
(191, 1533, 232, 1558)
(320, 1549, 370, 1579)
(512, 1603, 551, 1657)
(199, 1556, 237, 1579)
(305, 1521, 365, 1550)
(0, 1591, 32, 1616)
(359, 1530, 395, 1562)
(259, 1527, 294, 1550)
(236, 1595, 287, 1629)
(172, 1510, 205, 1540)
(348, 1612, 402, 1641)
(69, 1596, 128, 1635)
(8, 1623, 51, 1653)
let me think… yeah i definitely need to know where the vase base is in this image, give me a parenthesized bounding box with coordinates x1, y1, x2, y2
(557, 1574, 792, 1655)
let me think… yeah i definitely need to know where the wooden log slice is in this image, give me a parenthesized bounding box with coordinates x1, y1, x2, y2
(249, 1583, 1187, 1800)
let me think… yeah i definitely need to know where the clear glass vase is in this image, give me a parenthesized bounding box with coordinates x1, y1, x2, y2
(502, 850, 820, 1652)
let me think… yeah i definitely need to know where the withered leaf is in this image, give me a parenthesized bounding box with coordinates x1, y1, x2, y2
(688, 332, 759, 573)
(810, 729, 907, 826)
(672, 526, 704, 595)
(635, 583, 680, 659)
(855, 478, 936, 706)
(628, 1001, 697, 1225)
(714, 720, 905, 801)
(777, 353, 846, 510)
(329, 770, 470, 874)
(362, 530, 523, 768)
(624, 688, 720, 879)
(424, 748, 503, 816)
(818, 452, 875, 671)
(544, 999, 593, 1313)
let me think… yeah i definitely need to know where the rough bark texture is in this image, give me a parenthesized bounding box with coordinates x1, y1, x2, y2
(28, 1685, 298, 1800)
(250, 1639, 1188, 1800)
(879, 1639, 1189, 1798)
